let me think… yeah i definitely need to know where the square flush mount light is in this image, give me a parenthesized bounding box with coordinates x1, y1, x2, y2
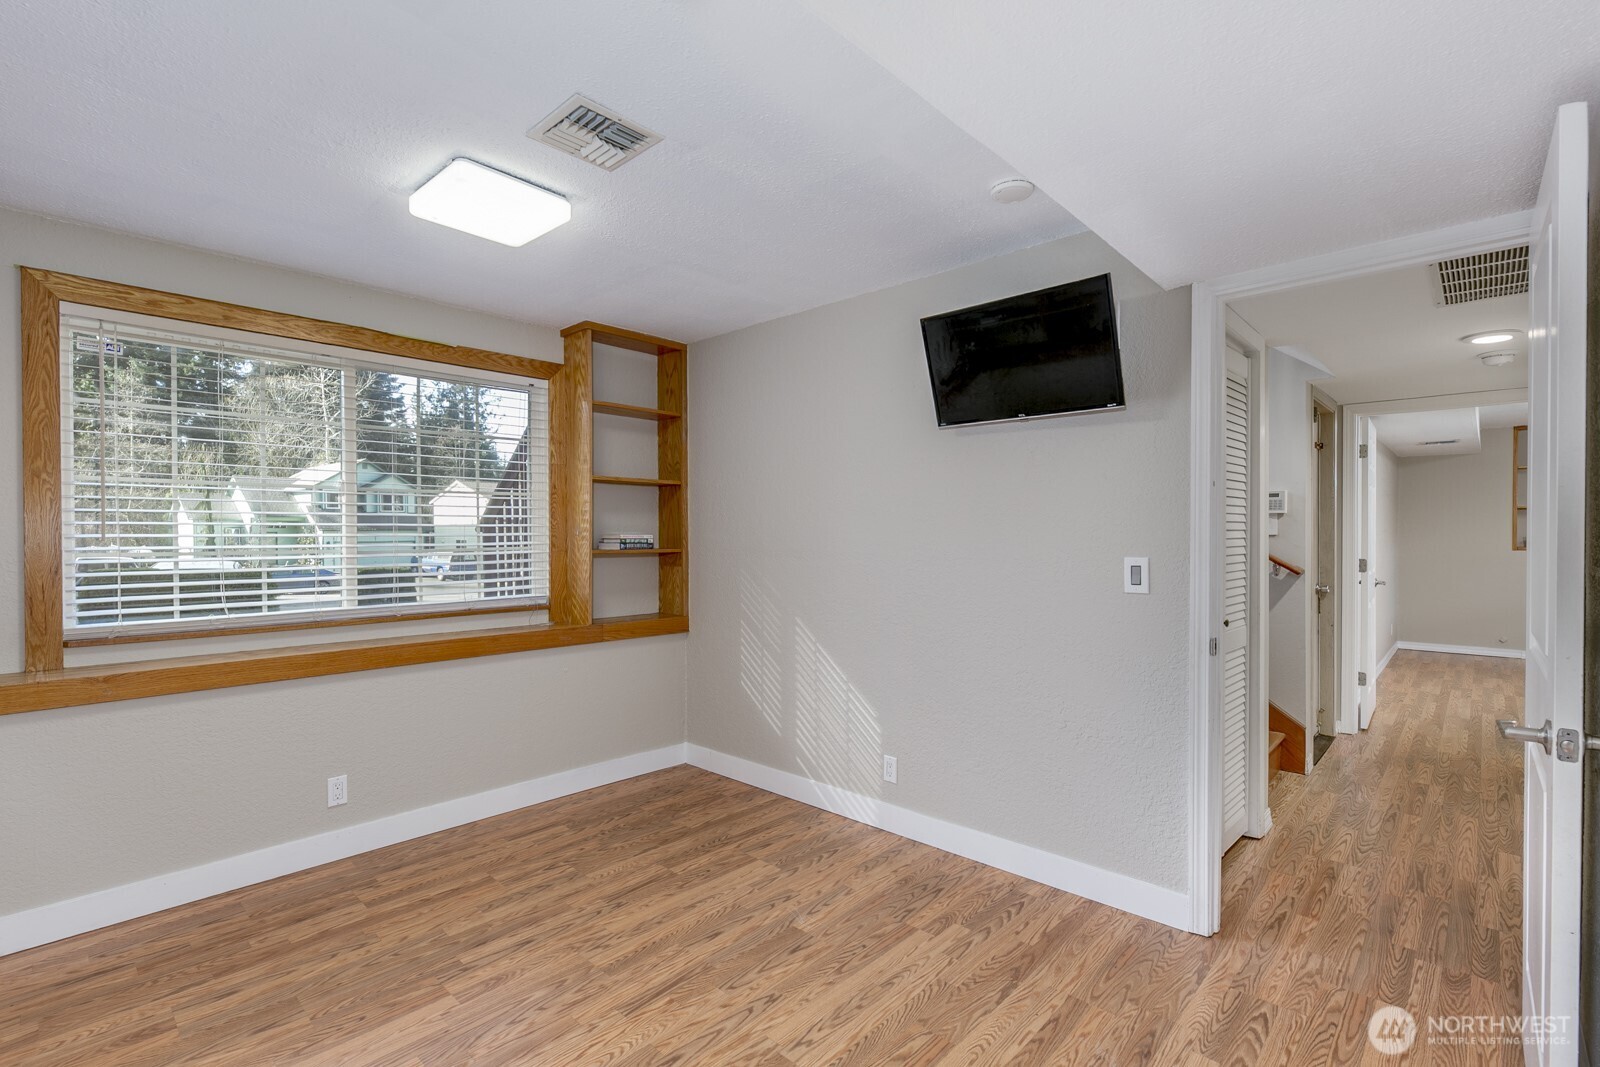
(408, 158, 571, 246)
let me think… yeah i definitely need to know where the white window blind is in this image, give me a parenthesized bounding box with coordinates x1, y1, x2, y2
(60, 309, 549, 637)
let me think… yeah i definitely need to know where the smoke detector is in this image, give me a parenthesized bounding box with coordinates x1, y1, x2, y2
(528, 94, 662, 171)
(1480, 351, 1516, 367)
(990, 178, 1035, 204)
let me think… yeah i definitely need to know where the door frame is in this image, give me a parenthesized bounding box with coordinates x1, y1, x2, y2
(1186, 210, 1533, 935)
(1336, 391, 1529, 738)
(1308, 392, 1339, 747)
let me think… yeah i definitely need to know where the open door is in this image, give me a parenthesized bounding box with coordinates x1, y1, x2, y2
(1312, 399, 1338, 747)
(1359, 418, 1378, 730)
(1504, 100, 1589, 1067)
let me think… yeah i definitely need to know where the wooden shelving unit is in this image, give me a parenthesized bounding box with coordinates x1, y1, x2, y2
(593, 400, 680, 422)
(593, 475, 683, 487)
(550, 321, 688, 627)
(1512, 424, 1528, 551)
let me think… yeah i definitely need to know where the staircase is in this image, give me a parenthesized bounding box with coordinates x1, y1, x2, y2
(1267, 703, 1306, 778)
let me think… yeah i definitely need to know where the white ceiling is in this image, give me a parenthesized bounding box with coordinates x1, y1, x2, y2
(799, 0, 1600, 287)
(1373, 402, 1527, 457)
(1230, 261, 1529, 404)
(1371, 409, 1481, 457)
(0, 1, 1084, 343)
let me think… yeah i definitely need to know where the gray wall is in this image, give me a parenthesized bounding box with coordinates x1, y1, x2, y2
(0, 207, 686, 916)
(1396, 427, 1526, 651)
(686, 233, 1193, 892)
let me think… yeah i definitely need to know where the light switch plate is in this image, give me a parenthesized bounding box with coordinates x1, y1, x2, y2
(1124, 557, 1150, 594)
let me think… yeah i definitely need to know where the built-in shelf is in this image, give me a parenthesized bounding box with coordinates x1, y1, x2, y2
(593, 400, 681, 421)
(561, 319, 688, 624)
(594, 475, 683, 487)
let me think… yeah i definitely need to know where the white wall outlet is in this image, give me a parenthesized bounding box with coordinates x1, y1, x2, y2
(1124, 557, 1150, 594)
(882, 754, 898, 784)
(327, 774, 348, 807)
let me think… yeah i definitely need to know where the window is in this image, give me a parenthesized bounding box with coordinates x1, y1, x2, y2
(61, 309, 549, 638)
(11, 268, 686, 715)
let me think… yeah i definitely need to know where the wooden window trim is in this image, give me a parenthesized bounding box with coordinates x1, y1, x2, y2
(0, 613, 688, 716)
(11, 269, 688, 714)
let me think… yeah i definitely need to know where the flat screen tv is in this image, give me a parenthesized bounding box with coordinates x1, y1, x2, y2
(920, 273, 1125, 427)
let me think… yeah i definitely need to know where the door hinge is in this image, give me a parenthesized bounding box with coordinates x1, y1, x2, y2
(1209, 637, 1218, 656)
(1358, 557, 1368, 574)
(1359, 443, 1369, 459)
(1358, 671, 1368, 686)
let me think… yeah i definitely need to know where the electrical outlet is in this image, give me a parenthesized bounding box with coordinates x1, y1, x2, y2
(327, 774, 348, 807)
(882, 755, 897, 784)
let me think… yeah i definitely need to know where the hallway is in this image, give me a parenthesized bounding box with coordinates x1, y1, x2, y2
(1217, 649, 1526, 1063)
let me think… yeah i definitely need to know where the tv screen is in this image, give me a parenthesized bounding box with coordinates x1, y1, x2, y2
(920, 274, 1126, 427)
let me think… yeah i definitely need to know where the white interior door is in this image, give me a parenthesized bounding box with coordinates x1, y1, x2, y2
(1359, 419, 1378, 730)
(1516, 100, 1588, 1067)
(1220, 345, 1252, 850)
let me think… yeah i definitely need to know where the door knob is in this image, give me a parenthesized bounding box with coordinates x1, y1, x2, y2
(1498, 718, 1553, 755)
(1314, 583, 1330, 597)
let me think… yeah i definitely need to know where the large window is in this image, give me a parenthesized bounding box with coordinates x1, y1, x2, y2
(60, 309, 549, 638)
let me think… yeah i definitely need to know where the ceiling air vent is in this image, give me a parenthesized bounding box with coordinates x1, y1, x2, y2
(528, 95, 662, 171)
(1420, 439, 1460, 446)
(1430, 246, 1529, 306)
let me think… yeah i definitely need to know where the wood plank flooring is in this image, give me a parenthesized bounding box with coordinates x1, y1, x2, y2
(0, 650, 1524, 1065)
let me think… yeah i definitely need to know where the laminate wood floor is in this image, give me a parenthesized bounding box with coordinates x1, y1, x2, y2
(0, 650, 1523, 1065)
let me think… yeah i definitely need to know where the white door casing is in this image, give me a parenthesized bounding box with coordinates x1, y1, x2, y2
(1360, 418, 1378, 731)
(1519, 100, 1587, 1067)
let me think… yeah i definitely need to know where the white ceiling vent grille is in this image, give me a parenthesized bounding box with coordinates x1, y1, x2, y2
(1430, 246, 1529, 306)
(528, 95, 662, 171)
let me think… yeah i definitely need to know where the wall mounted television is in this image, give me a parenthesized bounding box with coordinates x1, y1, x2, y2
(920, 273, 1126, 427)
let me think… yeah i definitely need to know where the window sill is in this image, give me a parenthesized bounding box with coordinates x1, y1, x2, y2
(0, 613, 687, 716)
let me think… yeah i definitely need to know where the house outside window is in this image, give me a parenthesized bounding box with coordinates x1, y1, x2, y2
(62, 308, 550, 636)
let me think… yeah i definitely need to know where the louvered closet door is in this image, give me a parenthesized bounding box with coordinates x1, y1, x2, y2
(1220, 346, 1252, 851)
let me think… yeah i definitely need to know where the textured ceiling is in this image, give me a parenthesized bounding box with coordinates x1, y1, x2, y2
(800, 0, 1600, 287)
(0, 1, 1083, 342)
(1373, 403, 1527, 457)
(1231, 262, 1529, 405)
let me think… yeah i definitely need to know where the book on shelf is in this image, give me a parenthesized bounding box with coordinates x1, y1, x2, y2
(598, 534, 656, 550)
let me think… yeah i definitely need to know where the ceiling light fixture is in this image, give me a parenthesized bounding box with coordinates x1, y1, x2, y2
(1480, 351, 1516, 367)
(409, 159, 571, 246)
(990, 178, 1035, 204)
(1462, 330, 1519, 345)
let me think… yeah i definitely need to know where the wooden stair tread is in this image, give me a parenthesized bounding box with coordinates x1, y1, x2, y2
(1268, 730, 1286, 752)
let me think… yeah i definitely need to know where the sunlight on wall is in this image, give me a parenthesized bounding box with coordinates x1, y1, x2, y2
(738, 572, 885, 819)
(793, 619, 883, 811)
(738, 570, 786, 736)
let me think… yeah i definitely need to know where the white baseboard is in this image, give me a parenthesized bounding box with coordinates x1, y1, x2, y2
(0, 743, 688, 958)
(685, 744, 1191, 932)
(1394, 641, 1526, 660)
(1378, 641, 1399, 677)
(3, 739, 1194, 957)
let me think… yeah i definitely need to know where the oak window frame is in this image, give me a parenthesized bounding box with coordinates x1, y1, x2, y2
(8, 268, 683, 716)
